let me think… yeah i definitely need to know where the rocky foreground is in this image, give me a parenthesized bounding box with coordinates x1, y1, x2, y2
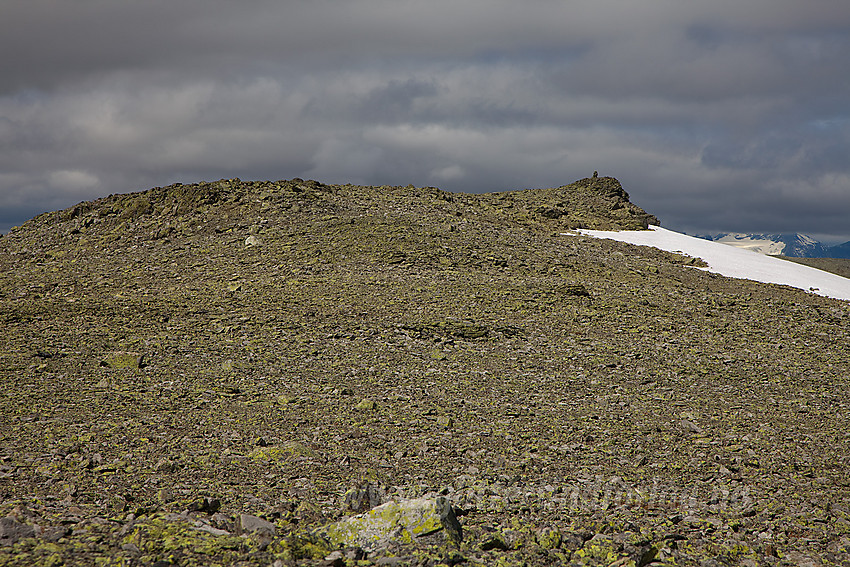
(0, 177, 848, 566)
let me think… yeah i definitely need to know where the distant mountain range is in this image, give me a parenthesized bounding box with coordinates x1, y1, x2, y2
(695, 232, 850, 258)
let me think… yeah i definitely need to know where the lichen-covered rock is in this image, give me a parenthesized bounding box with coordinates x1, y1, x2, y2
(535, 526, 562, 549)
(572, 533, 624, 564)
(322, 497, 462, 552)
(99, 351, 144, 369)
(250, 441, 320, 462)
(558, 283, 590, 296)
(355, 398, 377, 411)
(120, 196, 152, 219)
(436, 496, 463, 545)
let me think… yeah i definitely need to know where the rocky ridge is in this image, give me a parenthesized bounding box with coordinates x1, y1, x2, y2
(0, 176, 848, 566)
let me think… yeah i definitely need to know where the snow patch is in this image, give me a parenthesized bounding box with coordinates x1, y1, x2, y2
(574, 226, 850, 301)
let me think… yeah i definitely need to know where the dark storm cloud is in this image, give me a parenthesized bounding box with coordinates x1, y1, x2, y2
(2, 0, 850, 240)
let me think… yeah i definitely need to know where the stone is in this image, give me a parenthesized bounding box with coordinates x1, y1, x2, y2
(436, 496, 462, 545)
(323, 550, 346, 566)
(636, 544, 660, 566)
(244, 235, 262, 247)
(480, 535, 509, 551)
(430, 349, 447, 360)
(535, 526, 562, 549)
(355, 399, 377, 411)
(154, 458, 176, 473)
(573, 533, 621, 562)
(323, 497, 462, 552)
(536, 206, 564, 219)
(187, 497, 220, 514)
(440, 321, 488, 339)
(84, 453, 103, 469)
(239, 513, 276, 536)
(157, 488, 175, 503)
(559, 283, 590, 296)
(250, 441, 320, 461)
(100, 351, 144, 369)
(782, 552, 822, 567)
(0, 516, 35, 546)
(191, 520, 230, 537)
(40, 526, 70, 543)
(680, 419, 703, 434)
(343, 547, 367, 561)
(436, 415, 453, 429)
(375, 557, 409, 566)
(343, 482, 386, 513)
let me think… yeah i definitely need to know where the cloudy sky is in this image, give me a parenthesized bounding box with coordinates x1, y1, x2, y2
(2, 1, 850, 242)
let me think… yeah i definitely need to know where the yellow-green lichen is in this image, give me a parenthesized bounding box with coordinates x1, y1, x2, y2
(122, 515, 246, 559)
(250, 440, 319, 462)
(100, 351, 144, 369)
(323, 498, 444, 550)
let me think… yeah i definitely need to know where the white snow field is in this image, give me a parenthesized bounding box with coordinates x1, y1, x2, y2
(574, 225, 850, 301)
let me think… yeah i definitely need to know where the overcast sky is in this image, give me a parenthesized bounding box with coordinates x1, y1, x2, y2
(2, 1, 850, 242)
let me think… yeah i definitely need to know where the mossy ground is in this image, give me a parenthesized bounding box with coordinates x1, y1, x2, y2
(0, 178, 848, 565)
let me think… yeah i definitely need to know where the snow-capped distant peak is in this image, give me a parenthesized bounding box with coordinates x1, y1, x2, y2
(797, 234, 818, 246)
(713, 233, 786, 255)
(696, 232, 830, 258)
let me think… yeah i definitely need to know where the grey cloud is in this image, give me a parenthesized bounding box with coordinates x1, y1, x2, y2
(700, 136, 804, 171)
(2, 0, 850, 240)
(318, 78, 442, 124)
